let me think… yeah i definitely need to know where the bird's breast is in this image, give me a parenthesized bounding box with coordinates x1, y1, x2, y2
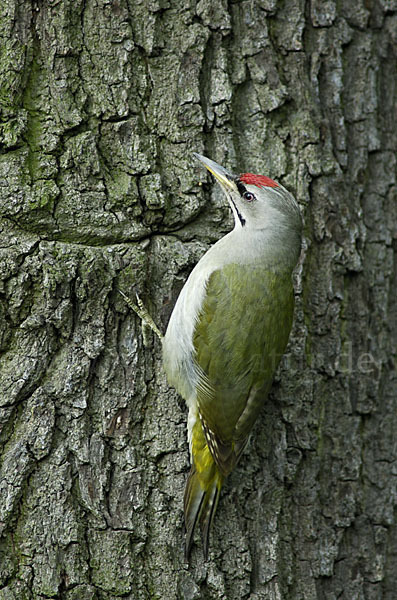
(163, 256, 214, 402)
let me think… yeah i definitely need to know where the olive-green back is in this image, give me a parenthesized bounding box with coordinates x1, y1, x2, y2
(193, 263, 294, 458)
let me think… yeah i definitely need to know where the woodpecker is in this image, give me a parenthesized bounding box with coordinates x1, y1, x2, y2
(162, 154, 302, 560)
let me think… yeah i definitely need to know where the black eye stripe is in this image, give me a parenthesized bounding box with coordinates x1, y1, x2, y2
(236, 181, 256, 202)
(236, 181, 247, 196)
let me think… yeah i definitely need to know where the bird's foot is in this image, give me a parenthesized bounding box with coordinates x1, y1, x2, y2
(118, 289, 163, 341)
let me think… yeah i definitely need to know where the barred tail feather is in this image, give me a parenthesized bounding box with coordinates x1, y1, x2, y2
(184, 466, 205, 560)
(184, 464, 223, 561)
(199, 481, 221, 561)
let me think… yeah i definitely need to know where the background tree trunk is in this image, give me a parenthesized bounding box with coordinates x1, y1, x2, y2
(1, 1, 396, 598)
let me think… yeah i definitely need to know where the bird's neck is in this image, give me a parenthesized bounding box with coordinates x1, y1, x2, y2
(221, 223, 301, 271)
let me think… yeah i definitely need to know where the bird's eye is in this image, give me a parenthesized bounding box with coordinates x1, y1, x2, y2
(243, 191, 255, 202)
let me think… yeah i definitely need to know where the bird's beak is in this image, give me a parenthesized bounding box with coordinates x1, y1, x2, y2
(193, 153, 236, 191)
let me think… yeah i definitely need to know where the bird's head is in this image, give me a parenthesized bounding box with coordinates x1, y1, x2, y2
(194, 153, 302, 237)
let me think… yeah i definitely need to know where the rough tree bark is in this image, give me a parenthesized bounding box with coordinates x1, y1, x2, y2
(0, 1, 396, 599)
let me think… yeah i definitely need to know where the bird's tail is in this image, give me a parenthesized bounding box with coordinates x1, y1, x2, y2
(184, 418, 224, 561)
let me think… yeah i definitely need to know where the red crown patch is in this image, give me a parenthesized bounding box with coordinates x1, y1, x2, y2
(239, 173, 279, 188)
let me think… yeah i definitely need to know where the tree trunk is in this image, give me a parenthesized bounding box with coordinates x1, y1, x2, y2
(0, 1, 396, 598)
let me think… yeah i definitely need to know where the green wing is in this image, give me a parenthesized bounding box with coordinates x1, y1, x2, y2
(193, 263, 294, 474)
